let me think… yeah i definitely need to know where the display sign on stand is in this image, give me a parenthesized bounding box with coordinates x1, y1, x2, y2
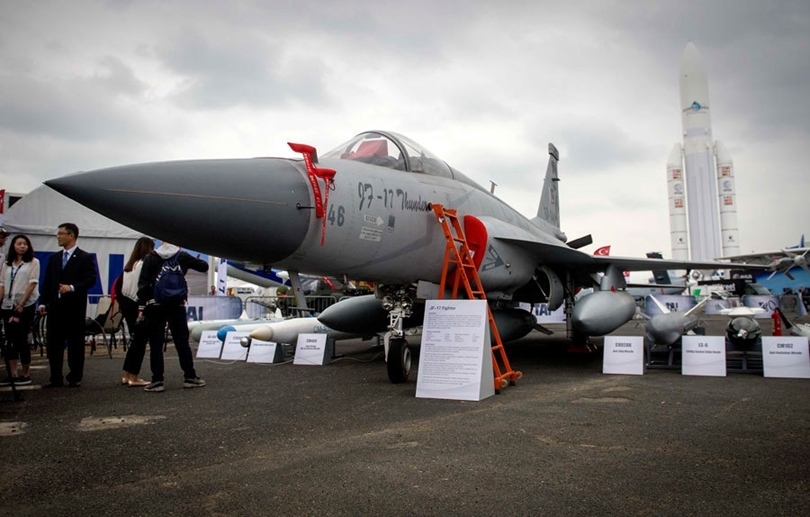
(220, 331, 249, 361)
(682, 335, 726, 376)
(247, 339, 284, 364)
(602, 336, 644, 375)
(762, 336, 810, 378)
(293, 333, 330, 365)
(196, 330, 224, 359)
(416, 299, 494, 401)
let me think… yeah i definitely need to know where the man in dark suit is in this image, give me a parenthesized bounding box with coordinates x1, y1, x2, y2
(38, 223, 97, 388)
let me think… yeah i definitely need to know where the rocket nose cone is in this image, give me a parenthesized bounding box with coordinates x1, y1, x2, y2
(45, 158, 312, 264)
(678, 42, 710, 114)
(217, 326, 236, 342)
(250, 326, 274, 342)
(680, 42, 706, 73)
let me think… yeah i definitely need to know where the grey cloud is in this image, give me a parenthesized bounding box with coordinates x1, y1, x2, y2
(534, 120, 656, 174)
(96, 55, 148, 96)
(593, 2, 810, 139)
(0, 73, 149, 142)
(156, 29, 330, 109)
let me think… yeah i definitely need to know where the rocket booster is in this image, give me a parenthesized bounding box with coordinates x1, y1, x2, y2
(667, 143, 689, 260)
(714, 141, 740, 256)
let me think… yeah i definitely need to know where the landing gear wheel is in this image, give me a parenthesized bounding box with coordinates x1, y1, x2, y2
(387, 338, 411, 383)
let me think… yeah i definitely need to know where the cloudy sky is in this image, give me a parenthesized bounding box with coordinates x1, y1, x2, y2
(1, 0, 808, 263)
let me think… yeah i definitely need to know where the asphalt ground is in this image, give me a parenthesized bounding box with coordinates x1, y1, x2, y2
(1, 317, 808, 516)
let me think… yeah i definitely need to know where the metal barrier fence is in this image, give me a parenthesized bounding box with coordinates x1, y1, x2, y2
(243, 295, 340, 319)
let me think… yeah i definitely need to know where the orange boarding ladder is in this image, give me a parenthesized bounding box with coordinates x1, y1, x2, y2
(431, 204, 522, 392)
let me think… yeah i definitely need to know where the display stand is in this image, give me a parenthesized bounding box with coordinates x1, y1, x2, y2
(293, 333, 332, 365)
(603, 336, 644, 375)
(246, 338, 285, 364)
(195, 330, 224, 359)
(762, 336, 810, 378)
(220, 331, 249, 361)
(682, 336, 726, 377)
(415, 299, 495, 401)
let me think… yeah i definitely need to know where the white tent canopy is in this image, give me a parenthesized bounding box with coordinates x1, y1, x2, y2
(3, 185, 210, 304)
(4, 185, 143, 241)
(3, 185, 142, 304)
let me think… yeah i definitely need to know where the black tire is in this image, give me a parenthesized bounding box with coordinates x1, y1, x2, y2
(387, 338, 411, 383)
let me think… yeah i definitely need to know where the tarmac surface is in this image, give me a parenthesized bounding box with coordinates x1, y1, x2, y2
(1, 317, 809, 516)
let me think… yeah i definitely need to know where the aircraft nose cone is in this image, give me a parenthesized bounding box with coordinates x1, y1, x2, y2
(45, 158, 312, 263)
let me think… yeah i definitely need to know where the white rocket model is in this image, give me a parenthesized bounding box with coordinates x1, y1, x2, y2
(668, 42, 741, 261)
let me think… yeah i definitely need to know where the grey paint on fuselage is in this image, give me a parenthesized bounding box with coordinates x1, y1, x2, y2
(281, 156, 565, 285)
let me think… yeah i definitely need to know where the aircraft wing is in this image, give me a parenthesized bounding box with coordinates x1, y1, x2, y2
(498, 234, 766, 275)
(720, 247, 810, 266)
(588, 255, 766, 272)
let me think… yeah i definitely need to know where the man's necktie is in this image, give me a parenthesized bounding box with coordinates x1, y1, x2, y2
(62, 250, 69, 269)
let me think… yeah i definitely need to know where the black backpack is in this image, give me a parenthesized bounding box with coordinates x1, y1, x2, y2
(153, 252, 188, 305)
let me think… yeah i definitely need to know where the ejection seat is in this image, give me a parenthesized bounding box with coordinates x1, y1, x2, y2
(341, 139, 400, 168)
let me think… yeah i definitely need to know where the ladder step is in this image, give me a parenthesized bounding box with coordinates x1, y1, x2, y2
(431, 203, 520, 391)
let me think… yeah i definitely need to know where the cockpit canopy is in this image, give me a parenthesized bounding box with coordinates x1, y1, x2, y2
(321, 130, 467, 180)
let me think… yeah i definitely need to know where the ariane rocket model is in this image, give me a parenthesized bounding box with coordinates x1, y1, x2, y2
(668, 42, 740, 261)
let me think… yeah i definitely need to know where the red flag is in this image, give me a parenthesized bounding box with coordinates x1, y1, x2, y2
(593, 245, 610, 256)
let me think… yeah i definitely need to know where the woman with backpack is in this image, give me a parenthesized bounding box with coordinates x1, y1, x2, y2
(116, 236, 154, 387)
(137, 241, 208, 392)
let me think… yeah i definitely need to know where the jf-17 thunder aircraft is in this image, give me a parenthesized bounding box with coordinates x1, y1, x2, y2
(45, 130, 766, 384)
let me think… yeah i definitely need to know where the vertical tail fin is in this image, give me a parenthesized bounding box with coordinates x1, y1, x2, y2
(646, 252, 674, 284)
(536, 143, 560, 228)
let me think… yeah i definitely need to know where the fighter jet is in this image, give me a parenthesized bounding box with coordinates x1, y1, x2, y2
(45, 130, 765, 383)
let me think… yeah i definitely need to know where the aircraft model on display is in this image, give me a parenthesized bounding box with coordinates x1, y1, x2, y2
(44, 130, 767, 383)
(765, 248, 810, 280)
(722, 237, 810, 281)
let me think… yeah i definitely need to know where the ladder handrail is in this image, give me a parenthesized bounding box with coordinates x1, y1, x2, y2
(431, 204, 522, 391)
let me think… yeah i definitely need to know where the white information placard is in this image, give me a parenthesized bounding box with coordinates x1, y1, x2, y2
(293, 333, 329, 365)
(246, 339, 280, 364)
(602, 336, 644, 375)
(416, 300, 494, 401)
(762, 336, 810, 379)
(196, 330, 223, 359)
(682, 335, 726, 377)
(220, 331, 250, 361)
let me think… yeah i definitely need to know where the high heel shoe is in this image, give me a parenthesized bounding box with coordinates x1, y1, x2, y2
(127, 378, 150, 387)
